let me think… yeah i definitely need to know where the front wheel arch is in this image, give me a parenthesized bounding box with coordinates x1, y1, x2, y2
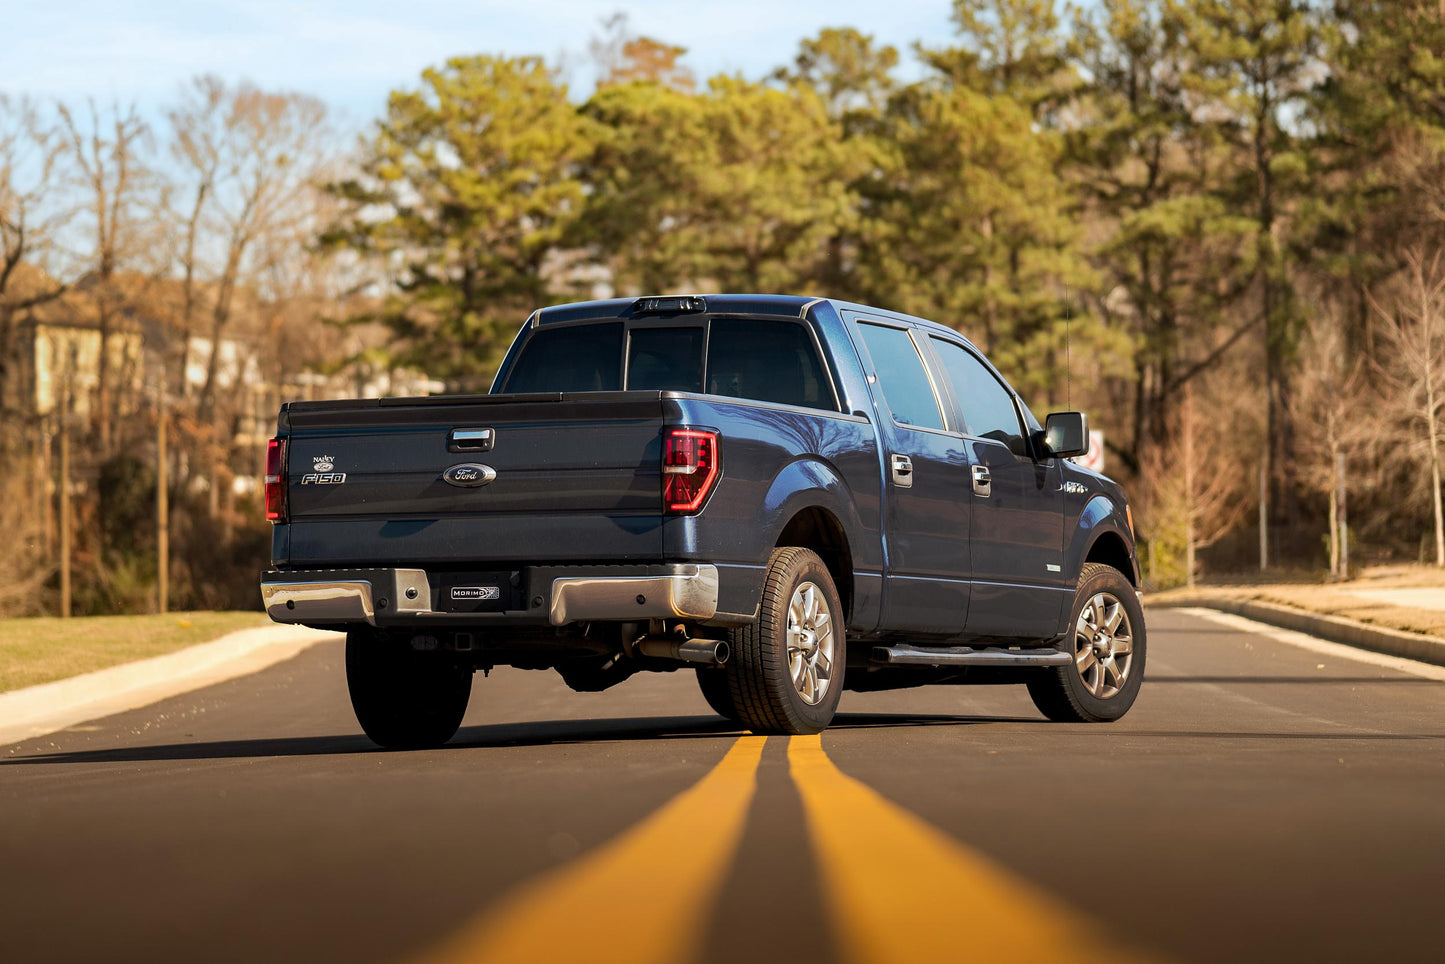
(1084, 529, 1137, 587)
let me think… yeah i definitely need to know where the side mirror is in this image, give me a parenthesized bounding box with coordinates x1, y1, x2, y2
(1044, 411, 1089, 459)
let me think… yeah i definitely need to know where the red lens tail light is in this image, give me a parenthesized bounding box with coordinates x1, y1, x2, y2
(265, 437, 287, 522)
(663, 428, 720, 514)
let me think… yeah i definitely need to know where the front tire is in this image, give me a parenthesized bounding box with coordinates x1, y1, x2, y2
(1027, 563, 1146, 723)
(346, 628, 472, 749)
(725, 547, 845, 735)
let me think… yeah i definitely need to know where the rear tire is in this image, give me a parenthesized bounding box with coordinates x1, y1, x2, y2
(724, 547, 845, 735)
(1027, 563, 1146, 723)
(346, 628, 472, 749)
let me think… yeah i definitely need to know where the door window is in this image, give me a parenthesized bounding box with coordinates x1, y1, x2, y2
(930, 338, 1026, 454)
(857, 323, 945, 431)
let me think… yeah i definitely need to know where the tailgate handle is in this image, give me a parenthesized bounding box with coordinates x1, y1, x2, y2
(449, 428, 494, 452)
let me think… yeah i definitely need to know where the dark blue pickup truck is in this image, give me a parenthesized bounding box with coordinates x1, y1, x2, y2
(261, 295, 1144, 747)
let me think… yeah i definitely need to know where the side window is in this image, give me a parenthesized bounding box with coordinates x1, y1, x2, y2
(930, 338, 1026, 455)
(627, 327, 704, 392)
(504, 323, 623, 393)
(857, 323, 945, 431)
(706, 318, 835, 410)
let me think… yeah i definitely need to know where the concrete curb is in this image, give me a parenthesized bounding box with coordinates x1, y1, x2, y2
(1149, 596, 1445, 669)
(0, 624, 341, 748)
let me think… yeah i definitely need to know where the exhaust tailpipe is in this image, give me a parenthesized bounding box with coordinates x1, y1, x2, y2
(635, 637, 730, 667)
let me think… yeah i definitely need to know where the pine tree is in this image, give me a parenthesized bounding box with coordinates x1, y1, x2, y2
(876, 0, 1117, 400)
(1167, 0, 1327, 550)
(1070, 0, 1255, 471)
(582, 76, 856, 295)
(323, 56, 592, 388)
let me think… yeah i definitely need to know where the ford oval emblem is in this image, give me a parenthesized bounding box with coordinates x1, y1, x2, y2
(442, 463, 497, 488)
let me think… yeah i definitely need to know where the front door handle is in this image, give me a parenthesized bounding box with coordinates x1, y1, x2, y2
(972, 465, 992, 497)
(891, 454, 914, 488)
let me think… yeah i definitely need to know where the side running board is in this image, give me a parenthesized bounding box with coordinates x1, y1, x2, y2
(871, 644, 1072, 668)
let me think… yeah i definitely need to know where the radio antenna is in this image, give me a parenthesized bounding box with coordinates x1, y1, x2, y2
(1064, 285, 1073, 410)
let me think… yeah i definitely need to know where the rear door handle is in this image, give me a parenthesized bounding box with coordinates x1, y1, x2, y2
(891, 454, 914, 488)
(971, 465, 992, 497)
(448, 428, 494, 452)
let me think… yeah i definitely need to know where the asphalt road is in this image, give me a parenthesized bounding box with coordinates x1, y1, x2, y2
(3, 607, 1444, 964)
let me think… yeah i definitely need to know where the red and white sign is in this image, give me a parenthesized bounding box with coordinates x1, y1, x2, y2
(1074, 430, 1105, 474)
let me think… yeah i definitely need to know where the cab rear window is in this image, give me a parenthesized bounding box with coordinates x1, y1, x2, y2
(628, 327, 704, 392)
(501, 318, 836, 411)
(502, 323, 623, 393)
(707, 318, 832, 409)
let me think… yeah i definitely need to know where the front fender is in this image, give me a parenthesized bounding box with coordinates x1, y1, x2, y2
(1065, 494, 1138, 583)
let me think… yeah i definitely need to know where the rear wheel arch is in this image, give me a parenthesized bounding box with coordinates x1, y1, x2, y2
(776, 505, 853, 620)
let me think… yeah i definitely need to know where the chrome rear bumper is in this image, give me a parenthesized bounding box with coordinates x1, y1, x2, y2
(262, 579, 374, 624)
(260, 564, 718, 627)
(261, 568, 431, 626)
(548, 565, 718, 626)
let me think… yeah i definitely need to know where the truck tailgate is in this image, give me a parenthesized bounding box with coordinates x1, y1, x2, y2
(277, 392, 665, 567)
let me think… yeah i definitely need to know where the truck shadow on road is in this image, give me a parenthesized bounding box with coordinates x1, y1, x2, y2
(1147, 675, 1440, 684)
(3, 711, 1041, 765)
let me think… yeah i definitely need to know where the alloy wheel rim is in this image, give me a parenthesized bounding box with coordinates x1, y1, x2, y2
(787, 581, 835, 706)
(1074, 592, 1134, 699)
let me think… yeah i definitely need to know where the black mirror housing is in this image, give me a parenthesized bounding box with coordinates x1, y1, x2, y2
(1044, 411, 1089, 459)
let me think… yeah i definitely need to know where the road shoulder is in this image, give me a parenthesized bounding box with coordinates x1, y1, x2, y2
(0, 624, 340, 748)
(1150, 594, 1445, 669)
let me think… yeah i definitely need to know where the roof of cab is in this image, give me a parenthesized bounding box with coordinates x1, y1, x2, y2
(540, 294, 971, 339)
(535, 293, 816, 325)
(534, 293, 972, 343)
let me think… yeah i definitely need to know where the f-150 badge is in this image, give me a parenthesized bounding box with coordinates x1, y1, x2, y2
(301, 456, 346, 485)
(443, 463, 497, 487)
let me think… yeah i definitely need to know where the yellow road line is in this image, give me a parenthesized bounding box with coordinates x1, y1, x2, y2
(789, 735, 1163, 964)
(413, 736, 765, 964)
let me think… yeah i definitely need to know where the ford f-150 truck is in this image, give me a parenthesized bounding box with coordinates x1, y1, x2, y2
(261, 295, 1144, 748)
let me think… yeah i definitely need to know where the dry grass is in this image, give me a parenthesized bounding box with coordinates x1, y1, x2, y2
(1150, 565, 1445, 638)
(0, 611, 271, 693)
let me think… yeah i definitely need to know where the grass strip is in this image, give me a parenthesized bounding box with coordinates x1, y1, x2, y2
(0, 611, 271, 693)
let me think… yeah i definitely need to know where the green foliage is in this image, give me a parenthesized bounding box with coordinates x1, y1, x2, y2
(582, 76, 858, 295)
(870, 4, 1113, 397)
(1330, 1, 1445, 146)
(935, 0, 1078, 115)
(856, 78, 1106, 395)
(1167, 0, 1324, 342)
(324, 55, 593, 388)
(1141, 529, 1191, 590)
(774, 27, 900, 125)
(1305, 1, 1445, 342)
(1069, 0, 1261, 467)
(98, 454, 155, 559)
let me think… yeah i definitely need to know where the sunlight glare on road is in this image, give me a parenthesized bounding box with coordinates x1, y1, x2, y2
(414, 736, 765, 964)
(789, 735, 1166, 964)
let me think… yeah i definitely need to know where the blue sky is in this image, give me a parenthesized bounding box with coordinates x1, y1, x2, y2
(2, 1, 957, 126)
